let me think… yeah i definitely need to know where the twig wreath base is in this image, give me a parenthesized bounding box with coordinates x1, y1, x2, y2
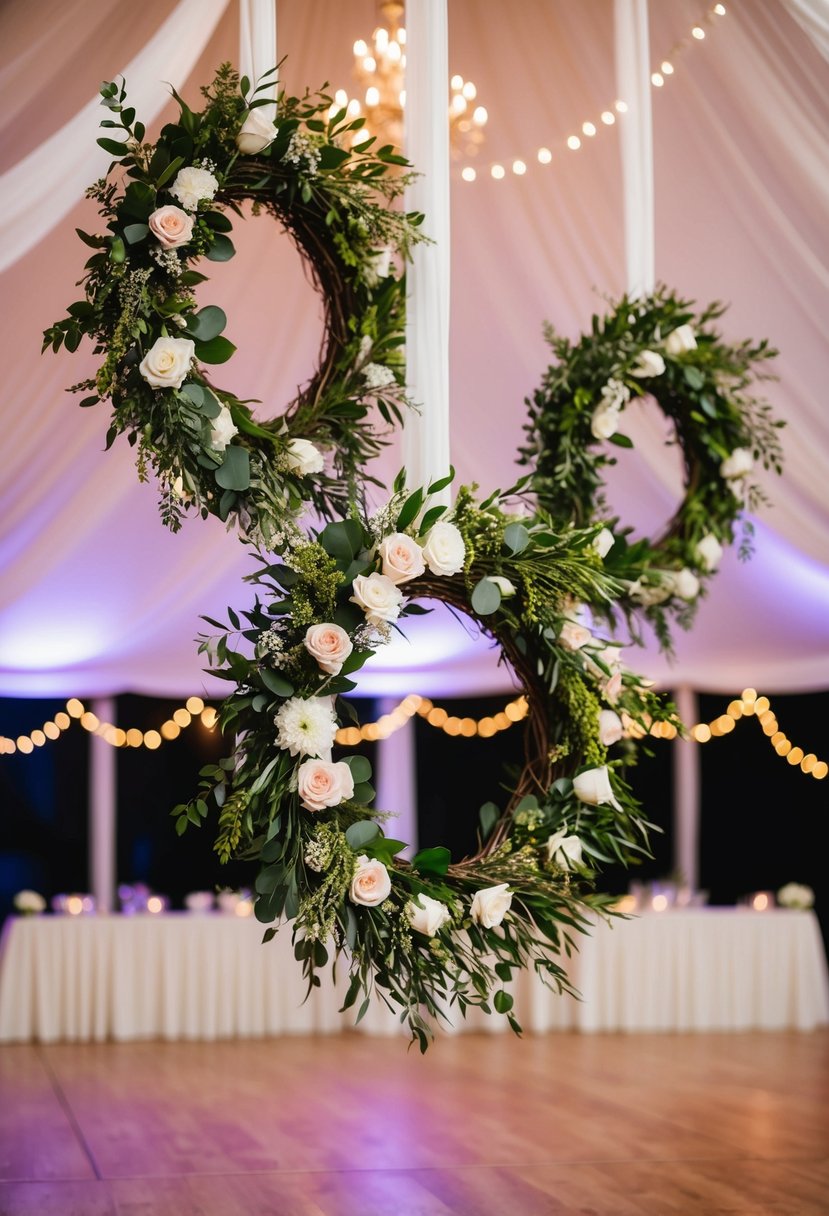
(176, 476, 677, 1050)
(44, 66, 424, 545)
(521, 288, 782, 650)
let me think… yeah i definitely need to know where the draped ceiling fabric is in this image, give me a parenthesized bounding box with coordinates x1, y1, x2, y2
(0, 0, 828, 700)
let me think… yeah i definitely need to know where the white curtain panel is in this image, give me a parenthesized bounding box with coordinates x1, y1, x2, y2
(614, 0, 655, 296)
(0, 0, 231, 272)
(781, 0, 829, 60)
(239, 0, 278, 111)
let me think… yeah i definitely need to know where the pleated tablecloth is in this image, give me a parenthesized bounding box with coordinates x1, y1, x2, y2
(0, 908, 827, 1043)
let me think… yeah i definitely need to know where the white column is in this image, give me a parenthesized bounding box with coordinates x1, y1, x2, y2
(403, 0, 452, 502)
(89, 697, 117, 912)
(375, 698, 418, 857)
(614, 0, 655, 296)
(239, 0, 278, 112)
(673, 685, 701, 890)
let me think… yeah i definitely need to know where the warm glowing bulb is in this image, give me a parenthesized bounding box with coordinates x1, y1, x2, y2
(491, 163, 505, 179)
(347, 99, 361, 117)
(567, 135, 581, 150)
(186, 697, 204, 715)
(173, 708, 191, 728)
(801, 753, 817, 773)
(787, 747, 804, 766)
(652, 894, 668, 912)
(512, 159, 526, 175)
(30, 729, 46, 747)
(235, 898, 254, 918)
(398, 27, 406, 44)
(67, 698, 84, 718)
(17, 736, 34, 754)
(67, 895, 84, 915)
(615, 99, 628, 113)
(472, 105, 488, 126)
(692, 724, 712, 743)
(81, 712, 99, 731)
(582, 121, 596, 136)
(374, 27, 389, 52)
(741, 688, 757, 704)
(353, 39, 368, 56)
(143, 730, 161, 750)
(661, 60, 674, 74)
(714, 3, 726, 13)
(754, 696, 770, 715)
(651, 72, 664, 87)
(451, 94, 467, 114)
(537, 146, 552, 163)
(161, 721, 180, 741)
(147, 896, 164, 914)
(201, 707, 218, 729)
(126, 728, 143, 747)
(44, 721, 60, 740)
(450, 74, 464, 90)
(334, 89, 348, 107)
(752, 893, 769, 911)
(461, 166, 476, 181)
(386, 40, 401, 62)
(812, 761, 828, 780)
(462, 82, 477, 102)
(601, 111, 615, 125)
(365, 86, 380, 107)
(399, 89, 406, 107)
(692, 25, 706, 39)
(55, 712, 70, 730)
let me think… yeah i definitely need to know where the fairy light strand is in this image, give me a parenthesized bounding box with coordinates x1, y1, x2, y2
(459, 3, 727, 184)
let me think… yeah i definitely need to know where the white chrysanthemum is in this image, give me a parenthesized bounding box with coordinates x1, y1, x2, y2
(363, 362, 396, 391)
(169, 165, 219, 212)
(274, 696, 337, 758)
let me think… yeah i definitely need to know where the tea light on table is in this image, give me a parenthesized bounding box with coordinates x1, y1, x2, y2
(146, 895, 166, 914)
(651, 893, 669, 912)
(234, 896, 254, 918)
(750, 891, 773, 911)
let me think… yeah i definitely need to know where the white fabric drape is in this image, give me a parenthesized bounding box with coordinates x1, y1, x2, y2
(403, 0, 452, 501)
(614, 0, 655, 295)
(239, 0, 278, 111)
(0, 0, 230, 273)
(374, 701, 418, 856)
(781, 0, 829, 60)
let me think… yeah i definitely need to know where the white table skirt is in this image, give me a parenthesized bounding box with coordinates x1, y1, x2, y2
(0, 908, 827, 1043)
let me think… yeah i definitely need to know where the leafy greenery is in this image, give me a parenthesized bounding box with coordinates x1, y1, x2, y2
(44, 65, 425, 544)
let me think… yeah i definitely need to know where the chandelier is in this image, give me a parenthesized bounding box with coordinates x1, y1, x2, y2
(334, 1, 488, 157)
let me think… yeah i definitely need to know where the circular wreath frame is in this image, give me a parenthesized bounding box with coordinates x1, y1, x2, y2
(44, 65, 424, 543)
(177, 478, 674, 1049)
(521, 287, 782, 644)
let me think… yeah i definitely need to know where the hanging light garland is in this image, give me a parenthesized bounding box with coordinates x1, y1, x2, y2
(0, 684, 825, 781)
(459, 2, 728, 183)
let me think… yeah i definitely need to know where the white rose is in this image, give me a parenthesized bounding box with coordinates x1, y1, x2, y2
(379, 533, 426, 584)
(285, 437, 325, 476)
(665, 324, 697, 355)
(600, 378, 630, 412)
(350, 855, 392, 906)
(168, 165, 219, 212)
(304, 623, 353, 675)
(592, 528, 615, 559)
(777, 882, 814, 910)
(487, 575, 516, 598)
(209, 405, 239, 451)
(590, 404, 620, 440)
(420, 521, 466, 577)
(720, 447, 753, 480)
(236, 109, 278, 154)
(668, 568, 700, 601)
(559, 620, 592, 651)
(13, 889, 46, 914)
(364, 244, 393, 286)
(138, 336, 195, 390)
(545, 828, 583, 870)
(296, 758, 354, 812)
(406, 894, 451, 936)
(470, 882, 513, 928)
(630, 349, 666, 378)
(598, 709, 623, 746)
(696, 533, 723, 572)
(628, 577, 671, 607)
(148, 205, 194, 249)
(350, 572, 403, 625)
(573, 765, 622, 811)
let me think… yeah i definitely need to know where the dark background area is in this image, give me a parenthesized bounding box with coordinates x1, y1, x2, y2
(1, 690, 827, 951)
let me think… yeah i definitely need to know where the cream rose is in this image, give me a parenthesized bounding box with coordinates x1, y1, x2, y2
(603, 670, 623, 705)
(148, 205, 194, 249)
(350, 572, 403, 625)
(546, 828, 583, 870)
(285, 437, 324, 476)
(573, 765, 622, 811)
(138, 336, 195, 390)
(350, 855, 392, 906)
(209, 405, 239, 451)
(720, 447, 753, 480)
(628, 577, 671, 607)
(470, 883, 513, 928)
(598, 709, 623, 746)
(421, 521, 466, 577)
(630, 349, 666, 378)
(406, 894, 451, 936)
(665, 324, 697, 355)
(592, 527, 615, 559)
(296, 758, 354, 812)
(304, 623, 353, 675)
(668, 568, 700, 601)
(236, 109, 278, 154)
(559, 620, 592, 651)
(696, 533, 723, 572)
(590, 405, 620, 441)
(379, 533, 426, 585)
(169, 165, 219, 211)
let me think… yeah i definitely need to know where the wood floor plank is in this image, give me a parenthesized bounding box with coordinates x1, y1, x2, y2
(0, 1046, 94, 1182)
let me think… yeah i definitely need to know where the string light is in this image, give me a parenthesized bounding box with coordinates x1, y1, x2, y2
(0, 697, 219, 755)
(460, 2, 727, 182)
(334, 694, 529, 745)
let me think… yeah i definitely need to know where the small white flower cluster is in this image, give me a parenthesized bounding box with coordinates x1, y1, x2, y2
(362, 362, 397, 392)
(304, 833, 335, 873)
(285, 131, 321, 175)
(258, 627, 286, 662)
(150, 245, 183, 277)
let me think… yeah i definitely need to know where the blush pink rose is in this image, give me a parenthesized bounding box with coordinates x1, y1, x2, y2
(378, 533, 426, 585)
(349, 855, 392, 906)
(603, 671, 623, 704)
(558, 620, 592, 651)
(148, 205, 194, 248)
(296, 758, 354, 812)
(304, 623, 353, 675)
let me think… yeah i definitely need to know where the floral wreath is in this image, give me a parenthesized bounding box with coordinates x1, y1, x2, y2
(44, 66, 424, 544)
(176, 474, 679, 1050)
(520, 288, 783, 648)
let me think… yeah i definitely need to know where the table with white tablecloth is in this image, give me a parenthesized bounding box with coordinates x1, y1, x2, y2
(1, 908, 827, 1043)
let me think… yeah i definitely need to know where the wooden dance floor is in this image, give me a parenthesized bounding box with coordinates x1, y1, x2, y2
(2, 1031, 828, 1215)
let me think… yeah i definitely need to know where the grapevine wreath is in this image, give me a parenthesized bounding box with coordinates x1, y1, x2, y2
(49, 68, 782, 1050)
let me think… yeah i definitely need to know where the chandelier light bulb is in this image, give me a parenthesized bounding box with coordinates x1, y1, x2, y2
(473, 105, 488, 125)
(399, 89, 406, 107)
(387, 40, 401, 62)
(347, 98, 361, 116)
(537, 146, 552, 163)
(512, 159, 526, 175)
(363, 55, 376, 72)
(567, 135, 581, 150)
(491, 163, 505, 179)
(601, 110, 615, 124)
(353, 39, 368, 56)
(692, 25, 705, 39)
(461, 166, 476, 181)
(661, 60, 674, 74)
(714, 3, 726, 13)
(615, 99, 628, 113)
(334, 89, 348, 106)
(451, 94, 467, 114)
(374, 27, 389, 52)
(462, 81, 477, 100)
(582, 121, 596, 136)
(398, 27, 406, 43)
(451, 74, 464, 90)
(365, 86, 380, 106)
(651, 72, 664, 87)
